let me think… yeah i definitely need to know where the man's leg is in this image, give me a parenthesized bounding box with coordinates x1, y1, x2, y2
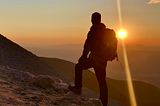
(93, 61, 108, 106)
(74, 58, 93, 89)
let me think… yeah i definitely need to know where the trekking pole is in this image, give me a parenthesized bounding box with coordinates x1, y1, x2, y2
(116, 54, 124, 69)
(118, 59, 124, 69)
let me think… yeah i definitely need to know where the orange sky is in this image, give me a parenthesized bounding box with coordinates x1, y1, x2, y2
(0, 0, 160, 46)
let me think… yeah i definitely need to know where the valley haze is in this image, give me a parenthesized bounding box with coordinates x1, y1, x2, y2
(21, 43, 160, 89)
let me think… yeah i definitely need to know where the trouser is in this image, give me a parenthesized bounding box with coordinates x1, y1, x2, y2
(75, 58, 108, 106)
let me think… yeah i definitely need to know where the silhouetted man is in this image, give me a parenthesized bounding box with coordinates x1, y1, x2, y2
(69, 12, 116, 106)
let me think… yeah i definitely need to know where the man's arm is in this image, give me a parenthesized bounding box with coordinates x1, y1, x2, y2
(78, 31, 91, 62)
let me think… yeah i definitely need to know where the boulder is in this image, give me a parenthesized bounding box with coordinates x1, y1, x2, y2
(31, 75, 54, 88)
(52, 83, 69, 91)
(52, 77, 63, 83)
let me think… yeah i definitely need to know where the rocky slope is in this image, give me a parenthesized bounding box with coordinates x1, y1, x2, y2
(0, 65, 125, 106)
(0, 34, 70, 82)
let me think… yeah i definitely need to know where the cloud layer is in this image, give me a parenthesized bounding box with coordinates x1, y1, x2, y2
(147, 0, 160, 4)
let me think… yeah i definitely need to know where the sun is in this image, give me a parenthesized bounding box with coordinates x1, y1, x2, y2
(118, 29, 127, 39)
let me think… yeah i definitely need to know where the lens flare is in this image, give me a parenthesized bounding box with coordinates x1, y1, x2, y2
(122, 40, 137, 106)
(117, 0, 137, 106)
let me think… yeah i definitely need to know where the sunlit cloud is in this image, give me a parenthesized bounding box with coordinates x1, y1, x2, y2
(147, 0, 160, 4)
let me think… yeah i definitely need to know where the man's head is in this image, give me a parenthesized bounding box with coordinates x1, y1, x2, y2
(91, 12, 101, 24)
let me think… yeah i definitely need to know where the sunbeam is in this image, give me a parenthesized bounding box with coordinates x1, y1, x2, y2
(117, 0, 122, 28)
(116, 0, 137, 106)
(122, 40, 137, 106)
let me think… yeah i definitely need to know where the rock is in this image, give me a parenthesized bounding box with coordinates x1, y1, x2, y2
(30, 75, 54, 88)
(64, 91, 81, 100)
(0, 65, 35, 81)
(81, 97, 87, 101)
(57, 89, 66, 95)
(53, 77, 63, 83)
(52, 83, 69, 91)
(89, 98, 103, 106)
(22, 72, 35, 79)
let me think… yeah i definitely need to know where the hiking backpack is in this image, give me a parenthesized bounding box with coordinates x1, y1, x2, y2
(104, 28, 118, 61)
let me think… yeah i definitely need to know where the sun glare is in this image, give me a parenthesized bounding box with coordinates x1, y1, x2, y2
(118, 29, 127, 39)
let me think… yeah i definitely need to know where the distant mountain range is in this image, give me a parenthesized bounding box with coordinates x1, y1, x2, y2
(119, 43, 160, 51)
(21, 43, 83, 63)
(22, 42, 160, 89)
(21, 43, 160, 63)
